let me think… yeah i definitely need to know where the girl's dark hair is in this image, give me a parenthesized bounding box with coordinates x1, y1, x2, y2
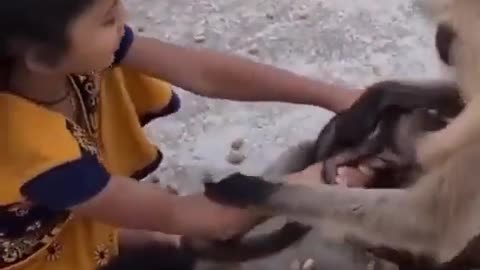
(0, 0, 95, 63)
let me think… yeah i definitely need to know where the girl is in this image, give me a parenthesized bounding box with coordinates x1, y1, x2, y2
(0, 1, 364, 270)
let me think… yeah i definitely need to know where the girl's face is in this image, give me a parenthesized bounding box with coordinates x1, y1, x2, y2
(57, 0, 127, 74)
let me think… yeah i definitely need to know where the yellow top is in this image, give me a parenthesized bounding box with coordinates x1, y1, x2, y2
(0, 66, 179, 270)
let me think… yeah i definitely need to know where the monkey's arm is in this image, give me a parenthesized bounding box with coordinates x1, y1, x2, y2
(204, 173, 453, 264)
(319, 80, 461, 161)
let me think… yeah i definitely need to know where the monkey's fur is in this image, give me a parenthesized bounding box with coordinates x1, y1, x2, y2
(204, 0, 480, 269)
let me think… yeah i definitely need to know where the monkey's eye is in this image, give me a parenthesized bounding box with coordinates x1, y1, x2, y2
(427, 109, 439, 116)
(435, 22, 456, 66)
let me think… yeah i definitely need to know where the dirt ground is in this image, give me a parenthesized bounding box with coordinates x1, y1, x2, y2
(124, 0, 448, 269)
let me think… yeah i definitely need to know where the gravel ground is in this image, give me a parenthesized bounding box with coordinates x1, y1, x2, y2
(124, 0, 446, 269)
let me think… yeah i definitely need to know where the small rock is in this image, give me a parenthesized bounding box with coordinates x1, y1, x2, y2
(200, 170, 215, 182)
(166, 185, 179, 195)
(302, 258, 315, 270)
(297, 12, 309, 20)
(227, 150, 246, 165)
(230, 138, 245, 150)
(194, 34, 206, 43)
(266, 13, 275, 20)
(137, 26, 146, 33)
(275, 136, 286, 144)
(248, 47, 259, 55)
(372, 66, 382, 76)
(149, 175, 160, 184)
(290, 259, 301, 270)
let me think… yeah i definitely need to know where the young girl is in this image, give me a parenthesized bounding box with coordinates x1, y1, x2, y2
(0, 1, 364, 270)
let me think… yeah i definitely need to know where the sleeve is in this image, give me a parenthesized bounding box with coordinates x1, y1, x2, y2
(0, 97, 111, 210)
(103, 66, 181, 127)
(113, 24, 135, 65)
(106, 24, 181, 125)
(20, 152, 111, 211)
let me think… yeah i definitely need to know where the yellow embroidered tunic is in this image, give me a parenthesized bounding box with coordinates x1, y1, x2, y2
(0, 26, 180, 270)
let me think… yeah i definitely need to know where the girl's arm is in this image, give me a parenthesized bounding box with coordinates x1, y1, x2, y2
(122, 36, 362, 113)
(71, 175, 258, 240)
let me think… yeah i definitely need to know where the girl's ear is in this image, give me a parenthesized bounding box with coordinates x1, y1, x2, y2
(23, 46, 61, 74)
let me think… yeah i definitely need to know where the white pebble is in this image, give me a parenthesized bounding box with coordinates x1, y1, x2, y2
(275, 136, 286, 144)
(194, 34, 206, 43)
(227, 150, 246, 165)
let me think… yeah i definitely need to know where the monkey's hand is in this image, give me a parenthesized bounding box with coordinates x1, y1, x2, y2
(204, 173, 280, 209)
(315, 80, 460, 163)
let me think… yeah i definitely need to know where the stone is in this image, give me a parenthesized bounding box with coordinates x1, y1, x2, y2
(230, 138, 245, 150)
(194, 34, 206, 43)
(227, 150, 246, 165)
(248, 46, 259, 55)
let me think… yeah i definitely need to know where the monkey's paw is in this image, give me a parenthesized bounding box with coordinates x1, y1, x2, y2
(204, 173, 280, 208)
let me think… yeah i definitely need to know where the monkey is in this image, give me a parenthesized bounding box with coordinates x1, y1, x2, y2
(203, 79, 465, 270)
(201, 0, 480, 269)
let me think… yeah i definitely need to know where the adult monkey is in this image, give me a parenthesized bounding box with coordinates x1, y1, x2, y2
(203, 0, 480, 269)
